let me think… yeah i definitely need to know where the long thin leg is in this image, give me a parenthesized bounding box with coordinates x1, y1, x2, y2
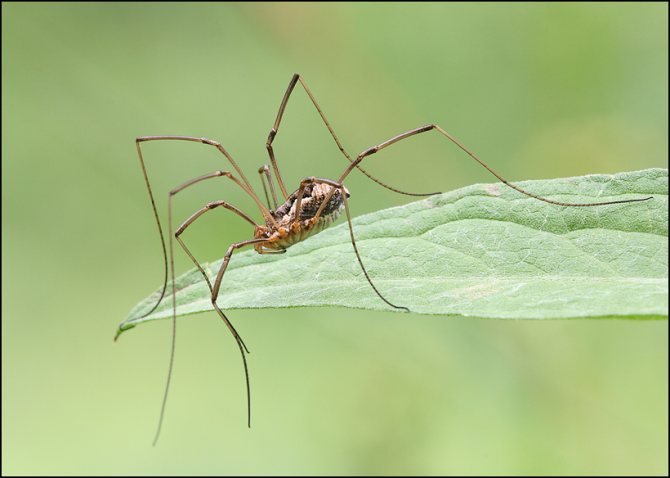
(137, 136, 276, 223)
(135, 136, 277, 320)
(174, 200, 258, 302)
(258, 164, 279, 210)
(165, 210, 262, 434)
(337, 124, 653, 207)
(266, 74, 438, 200)
(341, 191, 409, 312)
(175, 199, 258, 345)
(210, 238, 267, 429)
(169, 170, 259, 295)
(291, 177, 407, 312)
(152, 173, 259, 446)
(173, 200, 257, 351)
(171, 175, 258, 352)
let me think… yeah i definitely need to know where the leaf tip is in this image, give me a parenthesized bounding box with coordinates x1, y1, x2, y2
(113, 323, 136, 342)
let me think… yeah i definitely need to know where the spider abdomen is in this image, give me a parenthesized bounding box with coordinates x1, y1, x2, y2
(273, 211, 342, 249)
(263, 182, 347, 250)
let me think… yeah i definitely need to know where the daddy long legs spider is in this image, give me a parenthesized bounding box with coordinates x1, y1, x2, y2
(125, 73, 652, 445)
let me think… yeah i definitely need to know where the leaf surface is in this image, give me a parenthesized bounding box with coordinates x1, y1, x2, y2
(117, 168, 668, 337)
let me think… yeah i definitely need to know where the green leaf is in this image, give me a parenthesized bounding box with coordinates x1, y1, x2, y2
(117, 168, 668, 338)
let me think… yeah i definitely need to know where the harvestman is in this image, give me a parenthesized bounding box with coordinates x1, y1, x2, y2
(127, 73, 651, 444)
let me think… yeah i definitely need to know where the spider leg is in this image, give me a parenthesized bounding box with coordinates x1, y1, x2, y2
(267, 74, 437, 200)
(135, 136, 277, 320)
(152, 172, 259, 446)
(258, 164, 279, 211)
(291, 177, 408, 312)
(210, 238, 267, 429)
(337, 124, 653, 207)
(169, 171, 258, 296)
(290, 177, 312, 224)
(172, 208, 264, 432)
(173, 200, 258, 350)
(340, 189, 409, 312)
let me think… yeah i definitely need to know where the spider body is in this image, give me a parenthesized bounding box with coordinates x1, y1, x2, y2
(255, 181, 350, 251)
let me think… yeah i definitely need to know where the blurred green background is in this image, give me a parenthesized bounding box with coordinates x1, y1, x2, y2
(2, 2, 667, 475)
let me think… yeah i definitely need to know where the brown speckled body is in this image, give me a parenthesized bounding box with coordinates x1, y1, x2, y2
(254, 182, 347, 252)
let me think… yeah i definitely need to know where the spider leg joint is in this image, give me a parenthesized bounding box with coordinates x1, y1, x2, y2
(360, 146, 379, 158)
(266, 129, 277, 145)
(200, 137, 220, 146)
